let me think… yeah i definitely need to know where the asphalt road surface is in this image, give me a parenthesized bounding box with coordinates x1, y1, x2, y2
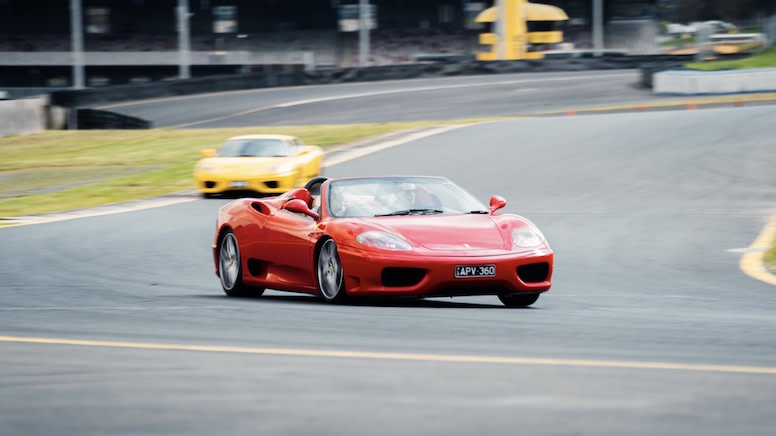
(100, 69, 681, 127)
(2, 80, 776, 435)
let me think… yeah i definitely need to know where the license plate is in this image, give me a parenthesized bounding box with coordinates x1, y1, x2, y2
(230, 181, 248, 188)
(455, 264, 496, 278)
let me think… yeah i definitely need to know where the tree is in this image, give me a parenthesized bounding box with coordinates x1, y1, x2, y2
(675, 0, 775, 23)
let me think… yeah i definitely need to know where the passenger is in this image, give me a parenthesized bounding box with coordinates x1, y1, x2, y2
(396, 183, 418, 209)
(373, 184, 399, 213)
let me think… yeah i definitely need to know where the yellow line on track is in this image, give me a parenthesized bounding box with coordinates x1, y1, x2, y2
(2, 335, 776, 375)
(740, 212, 776, 286)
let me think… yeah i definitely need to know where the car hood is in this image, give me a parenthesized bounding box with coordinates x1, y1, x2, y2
(365, 214, 507, 251)
(198, 156, 293, 174)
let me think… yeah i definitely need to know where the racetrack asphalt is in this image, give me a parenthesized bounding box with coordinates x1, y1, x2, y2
(3, 104, 776, 435)
(6, 81, 776, 286)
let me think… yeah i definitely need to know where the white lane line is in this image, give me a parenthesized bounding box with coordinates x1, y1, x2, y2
(162, 73, 632, 128)
(98, 72, 634, 110)
(322, 124, 470, 168)
(0, 195, 199, 228)
(2, 335, 776, 375)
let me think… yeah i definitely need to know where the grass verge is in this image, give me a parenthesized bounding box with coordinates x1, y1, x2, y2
(685, 47, 776, 70)
(0, 122, 464, 217)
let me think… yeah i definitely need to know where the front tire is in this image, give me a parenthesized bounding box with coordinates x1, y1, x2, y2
(317, 239, 346, 303)
(498, 292, 540, 308)
(218, 231, 264, 297)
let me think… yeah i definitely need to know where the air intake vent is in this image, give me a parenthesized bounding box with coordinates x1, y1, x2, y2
(381, 268, 425, 287)
(247, 259, 267, 278)
(517, 263, 549, 283)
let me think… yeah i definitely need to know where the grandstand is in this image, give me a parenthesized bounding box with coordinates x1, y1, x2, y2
(0, 0, 663, 87)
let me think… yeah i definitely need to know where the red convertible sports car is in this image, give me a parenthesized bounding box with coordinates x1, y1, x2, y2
(213, 176, 553, 307)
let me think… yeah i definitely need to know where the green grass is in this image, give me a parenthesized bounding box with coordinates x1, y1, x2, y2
(685, 48, 776, 70)
(0, 122, 465, 217)
(766, 237, 776, 275)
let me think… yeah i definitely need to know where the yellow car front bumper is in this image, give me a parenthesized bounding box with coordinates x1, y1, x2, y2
(194, 171, 300, 195)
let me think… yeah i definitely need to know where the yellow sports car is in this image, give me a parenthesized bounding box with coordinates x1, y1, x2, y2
(194, 134, 324, 197)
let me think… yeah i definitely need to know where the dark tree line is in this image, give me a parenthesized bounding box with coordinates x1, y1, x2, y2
(675, 0, 776, 22)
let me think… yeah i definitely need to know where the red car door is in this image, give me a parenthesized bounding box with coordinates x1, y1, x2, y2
(234, 200, 272, 267)
(262, 209, 319, 288)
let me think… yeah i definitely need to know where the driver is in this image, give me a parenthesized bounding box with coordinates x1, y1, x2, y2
(396, 183, 418, 209)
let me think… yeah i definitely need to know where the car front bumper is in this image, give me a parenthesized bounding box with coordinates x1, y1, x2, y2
(337, 245, 553, 297)
(195, 171, 298, 194)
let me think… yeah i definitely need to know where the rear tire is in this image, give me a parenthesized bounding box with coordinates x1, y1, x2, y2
(317, 239, 346, 303)
(218, 230, 265, 297)
(498, 292, 540, 307)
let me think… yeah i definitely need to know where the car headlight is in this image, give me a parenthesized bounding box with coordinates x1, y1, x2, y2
(273, 163, 296, 175)
(356, 231, 412, 251)
(511, 227, 546, 248)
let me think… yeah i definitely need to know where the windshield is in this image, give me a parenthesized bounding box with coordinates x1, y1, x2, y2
(218, 139, 292, 157)
(326, 177, 487, 218)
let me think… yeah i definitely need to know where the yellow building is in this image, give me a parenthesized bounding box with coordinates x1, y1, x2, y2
(476, 0, 568, 61)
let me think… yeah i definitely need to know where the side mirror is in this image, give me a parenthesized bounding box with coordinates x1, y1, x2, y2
(200, 149, 216, 157)
(284, 198, 320, 220)
(489, 195, 507, 214)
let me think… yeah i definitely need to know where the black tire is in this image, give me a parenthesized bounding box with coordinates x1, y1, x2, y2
(218, 230, 265, 298)
(498, 292, 540, 308)
(316, 239, 346, 303)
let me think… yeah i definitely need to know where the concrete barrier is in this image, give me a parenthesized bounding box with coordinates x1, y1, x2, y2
(654, 67, 776, 95)
(0, 96, 50, 136)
